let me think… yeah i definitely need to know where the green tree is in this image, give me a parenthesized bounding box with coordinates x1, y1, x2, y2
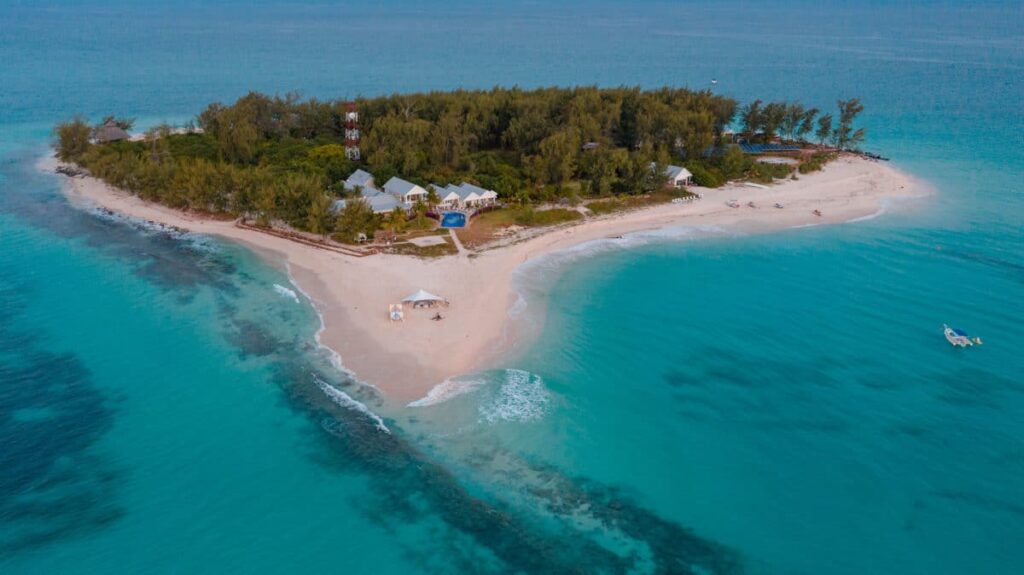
(412, 199, 428, 228)
(781, 103, 805, 141)
(307, 191, 333, 236)
(761, 102, 788, 142)
(255, 180, 278, 226)
(388, 206, 408, 232)
(816, 114, 833, 146)
(834, 98, 865, 150)
(334, 198, 377, 242)
(580, 148, 624, 196)
(740, 100, 763, 138)
(685, 162, 724, 188)
(215, 104, 259, 163)
(719, 145, 750, 180)
(308, 144, 352, 183)
(53, 116, 93, 161)
(537, 130, 580, 185)
(425, 186, 441, 213)
(797, 108, 819, 142)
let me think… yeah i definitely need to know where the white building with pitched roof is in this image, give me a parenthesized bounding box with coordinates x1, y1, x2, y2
(343, 169, 377, 194)
(331, 193, 405, 216)
(334, 171, 499, 217)
(657, 164, 694, 188)
(456, 183, 497, 207)
(383, 177, 428, 205)
(433, 184, 462, 209)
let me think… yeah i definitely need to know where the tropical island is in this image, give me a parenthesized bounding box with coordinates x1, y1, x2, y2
(55, 87, 867, 250)
(50, 86, 921, 401)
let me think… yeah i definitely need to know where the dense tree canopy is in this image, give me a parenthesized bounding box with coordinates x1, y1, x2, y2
(54, 86, 863, 239)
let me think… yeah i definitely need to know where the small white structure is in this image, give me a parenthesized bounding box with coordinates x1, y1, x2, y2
(336, 171, 497, 215)
(456, 183, 498, 207)
(662, 164, 694, 188)
(432, 182, 499, 210)
(402, 289, 448, 309)
(383, 177, 428, 205)
(433, 184, 462, 209)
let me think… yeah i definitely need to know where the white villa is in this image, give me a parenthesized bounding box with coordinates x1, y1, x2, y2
(333, 170, 400, 215)
(343, 168, 377, 193)
(652, 163, 694, 188)
(383, 177, 428, 205)
(432, 182, 498, 210)
(332, 170, 498, 216)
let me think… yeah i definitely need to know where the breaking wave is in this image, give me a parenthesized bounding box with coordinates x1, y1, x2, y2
(273, 283, 299, 303)
(314, 374, 390, 434)
(407, 376, 485, 407)
(284, 264, 366, 384)
(479, 369, 550, 423)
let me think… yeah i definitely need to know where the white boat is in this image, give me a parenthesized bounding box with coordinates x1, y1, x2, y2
(944, 324, 980, 347)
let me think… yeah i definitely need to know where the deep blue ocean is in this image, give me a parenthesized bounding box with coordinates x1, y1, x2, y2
(1, 2, 1022, 573)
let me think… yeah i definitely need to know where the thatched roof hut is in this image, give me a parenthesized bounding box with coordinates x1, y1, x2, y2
(95, 119, 130, 143)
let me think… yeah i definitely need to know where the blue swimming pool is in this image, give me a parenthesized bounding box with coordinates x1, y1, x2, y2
(440, 212, 467, 228)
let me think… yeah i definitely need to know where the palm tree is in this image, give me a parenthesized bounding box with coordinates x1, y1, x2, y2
(413, 199, 429, 229)
(426, 185, 441, 214)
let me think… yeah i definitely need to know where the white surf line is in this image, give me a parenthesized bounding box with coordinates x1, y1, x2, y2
(407, 376, 485, 408)
(282, 264, 391, 431)
(314, 374, 391, 434)
(273, 283, 300, 303)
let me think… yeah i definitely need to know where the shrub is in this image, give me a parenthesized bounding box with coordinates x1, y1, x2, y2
(685, 162, 725, 188)
(798, 152, 835, 174)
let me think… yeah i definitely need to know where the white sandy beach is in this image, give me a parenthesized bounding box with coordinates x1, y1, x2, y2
(50, 155, 927, 402)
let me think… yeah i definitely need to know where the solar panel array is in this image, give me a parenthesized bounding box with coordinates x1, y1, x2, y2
(738, 143, 802, 154)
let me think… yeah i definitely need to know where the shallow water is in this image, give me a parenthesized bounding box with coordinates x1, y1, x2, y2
(2, 1, 1023, 573)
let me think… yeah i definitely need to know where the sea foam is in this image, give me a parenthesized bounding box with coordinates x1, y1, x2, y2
(273, 283, 300, 303)
(314, 374, 390, 434)
(478, 369, 551, 423)
(407, 376, 485, 407)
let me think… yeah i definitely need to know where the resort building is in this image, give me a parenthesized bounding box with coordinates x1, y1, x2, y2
(95, 119, 130, 143)
(432, 182, 499, 210)
(343, 169, 377, 193)
(331, 193, 404, 216)
(334, 170, 499, 216)
(383, 177, 428, 205)
(434, 184, 462, 209)
(366, 193, 403, 214)
(455, 182, 498, 208)
(652, 163, 694, 188)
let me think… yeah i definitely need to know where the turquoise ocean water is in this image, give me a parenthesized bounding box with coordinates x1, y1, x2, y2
(2, 2, 1022, 573)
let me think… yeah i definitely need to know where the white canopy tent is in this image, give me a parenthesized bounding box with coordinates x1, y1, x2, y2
(402, 289, 448, 308)
(399, 288, 448, 306)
